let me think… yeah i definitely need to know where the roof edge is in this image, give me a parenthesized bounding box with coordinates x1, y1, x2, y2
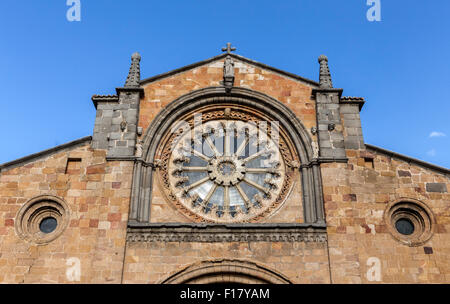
(0, 136, 92, 173)
(91, 94, 119, 109)
(140, 53, 320, 87)
(340, 96, 366, 111)
(365, 144, 450, 176)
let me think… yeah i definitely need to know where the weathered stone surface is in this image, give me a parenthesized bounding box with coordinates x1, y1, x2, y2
(0, 143, 133, 283)
(340, 103, 365, 151)
(426, 183, 447, 193)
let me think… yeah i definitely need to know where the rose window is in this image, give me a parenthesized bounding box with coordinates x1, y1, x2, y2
(156, 106, 297, 223)
(165, 115, 291, 223)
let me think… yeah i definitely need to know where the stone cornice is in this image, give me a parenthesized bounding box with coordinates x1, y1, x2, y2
(341, 96, 365, 101)
(126, 223, 327, 243)
(115, 87, 145, 97)
(106, 153, 347, 168)
(106, 156, 138, 162)
(317, 157, 348, 164)
(105, 157, 159, 168)
(311, 88, 343, 98)
(340, 96, 365, 111)
(91, 95, 119, 109)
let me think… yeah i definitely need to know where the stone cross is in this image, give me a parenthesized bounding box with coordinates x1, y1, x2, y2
(222, 43, 236, 54)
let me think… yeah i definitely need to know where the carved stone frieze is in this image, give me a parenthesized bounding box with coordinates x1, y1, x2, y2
(127, 224, 327, 243)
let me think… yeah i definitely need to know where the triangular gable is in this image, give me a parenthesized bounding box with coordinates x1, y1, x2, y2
(140, 53, 320, 88)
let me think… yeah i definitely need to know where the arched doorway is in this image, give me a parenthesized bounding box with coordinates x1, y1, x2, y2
(160, 259, 292, 284)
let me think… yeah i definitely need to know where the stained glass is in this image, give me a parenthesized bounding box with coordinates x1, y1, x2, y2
(170, 119, 286, 222)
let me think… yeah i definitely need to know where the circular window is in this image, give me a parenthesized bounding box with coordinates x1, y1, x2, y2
(39, 217, 58, 234)
(156, 106, 298, 223)
(385, 199, 434, 246)
(15, 195, 70, 244)
(395, 218, 414, 235)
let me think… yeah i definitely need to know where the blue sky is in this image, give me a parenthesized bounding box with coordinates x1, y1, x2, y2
(0, 0, 448, 168)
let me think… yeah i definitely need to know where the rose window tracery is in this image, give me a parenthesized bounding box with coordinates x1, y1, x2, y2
(157, 107, 297, 223)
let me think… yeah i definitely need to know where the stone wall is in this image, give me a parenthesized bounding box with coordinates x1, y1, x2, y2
(0, 143, 132, 283)
(123, 241, 330, 284)
(324, 149, 450, 283)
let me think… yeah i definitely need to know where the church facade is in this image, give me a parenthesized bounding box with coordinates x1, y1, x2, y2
(0, 46, 449, 284)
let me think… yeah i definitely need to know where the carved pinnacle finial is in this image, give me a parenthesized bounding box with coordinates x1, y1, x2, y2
(124, 52, 141, 88)
(318, 55, 333, 89)
(222, 42, 236, 54)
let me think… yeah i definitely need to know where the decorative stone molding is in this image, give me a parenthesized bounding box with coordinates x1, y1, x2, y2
(126, 223, 327, 243)
(160, 259, 292, 284)
(341, 96, 365, 101)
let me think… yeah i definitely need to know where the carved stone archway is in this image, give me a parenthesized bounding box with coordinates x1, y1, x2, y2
(129, 86, 324, 224)
(160, 259, 292, 284)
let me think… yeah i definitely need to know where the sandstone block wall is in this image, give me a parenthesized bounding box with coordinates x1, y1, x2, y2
(324, 149, 450, 283)
(0, 143, 132, 283)
(123, 241, 330, 284)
